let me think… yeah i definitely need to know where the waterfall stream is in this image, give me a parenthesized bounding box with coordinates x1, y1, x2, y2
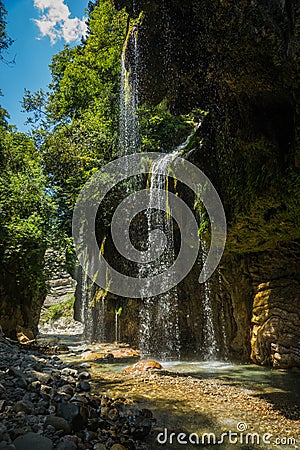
(199, 239, 218, 360)
(139, 150, 181, 360)
(139, 129, 201, 360)
(79, 23, 141, 344)
(119, 26, 139, 157)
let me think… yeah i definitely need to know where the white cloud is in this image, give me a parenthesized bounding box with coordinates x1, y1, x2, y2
(33, 0, 87, 44)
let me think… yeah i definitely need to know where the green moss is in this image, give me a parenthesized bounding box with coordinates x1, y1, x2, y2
(226, 168, 300, 254)
(139, 100, 202, 153)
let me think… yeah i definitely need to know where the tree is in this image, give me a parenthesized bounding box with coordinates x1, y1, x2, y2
(0, 125, 54, 338)
(0, 1, 13, 60)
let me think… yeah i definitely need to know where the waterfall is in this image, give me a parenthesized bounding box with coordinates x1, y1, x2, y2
(78, 256, 106, 343)
(79, 21, 141, 344)
(119, 25, 139, 157)
(199, 239, 218, 360)
(139, 151, 181, 360)
(80, 269, 94, 342)
(77, 6, 227, 358)
(139, 128, 200, 360)
(97, 295, 106, 343)
(218, 271, 229, 360)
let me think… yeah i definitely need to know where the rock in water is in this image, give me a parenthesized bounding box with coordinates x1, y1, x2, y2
(14, 432, 53, 450)
(124, 360, 163, 373)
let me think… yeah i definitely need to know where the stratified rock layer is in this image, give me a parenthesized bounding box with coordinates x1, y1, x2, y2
(222, 241, 300, 369)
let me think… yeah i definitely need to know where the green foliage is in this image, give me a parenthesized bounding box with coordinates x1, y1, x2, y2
(116, 306, 122, 316)
(0, 2, 13, 60)
(139, 100, 201, 153)
(46, 2, 127, 124)
(0, 127, 53, 290)
(23, 1, 128, 238)
(40, 295, 75, 324)
(226, 167, 300, 254)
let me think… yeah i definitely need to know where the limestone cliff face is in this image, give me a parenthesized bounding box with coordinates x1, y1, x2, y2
(249, 243, 300, 368)
(219, 242, 300, 369)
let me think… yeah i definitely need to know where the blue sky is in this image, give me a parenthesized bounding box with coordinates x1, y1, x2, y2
(0, 0, 89, 132)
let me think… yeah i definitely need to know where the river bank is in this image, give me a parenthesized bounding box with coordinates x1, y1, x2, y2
(47, 335, 300, 450)
(0, 332, 152, 450)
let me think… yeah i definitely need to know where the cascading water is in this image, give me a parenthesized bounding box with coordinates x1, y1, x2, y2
(139, 129, 200, 360)
(79, 21, 141, 343)
(139, 151, 181, 360)
(218, 272, 229, 360)
(76, 248, 108, 342)
(199, 239, 218, 360)
(119, 25, 139, 157)
(78, 6, 228, 358)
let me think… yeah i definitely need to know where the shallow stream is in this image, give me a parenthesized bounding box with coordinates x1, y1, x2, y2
(38, 334, 300, 449)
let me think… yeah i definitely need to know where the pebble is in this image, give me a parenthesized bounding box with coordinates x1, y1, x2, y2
(0, 334, 153, 450)
(56, 442, 76, 450)
(57, 385, 74, 396)
(108, 408, 119, 421)
(13, 432, 53, 450)
(14, 401, 33, 415)
(93, 444, 106, 450)
(78, 371, 90, 380)
(44, 416, 72, 434)
(78, 381, 90, 392)
(79, 363, 91, 369)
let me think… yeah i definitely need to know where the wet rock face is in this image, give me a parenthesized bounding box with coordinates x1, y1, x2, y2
(75, 0, 300, 369)
(249, 244, 300, 369)
(107, 0, 300, 370)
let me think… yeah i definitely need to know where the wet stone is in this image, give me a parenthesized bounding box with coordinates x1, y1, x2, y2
(0, 444, 15, 450)
(0, 425, 7, 441)
(0, 400, 6, 412)
(110, 445, 127, 450)
(108, 408, 119, 421)
(93, 444, 107, 450)
(58, 385, 74, 396)
(56, 402, 80, 421)
(79, 363, 91, 369)
(14, 401, 33, 415)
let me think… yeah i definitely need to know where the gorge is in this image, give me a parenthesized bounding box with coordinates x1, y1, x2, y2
(0, 1, 300, 448)
(0, 0, 299, 372)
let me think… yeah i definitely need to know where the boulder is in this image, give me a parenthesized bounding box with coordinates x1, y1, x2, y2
(124, 360, 162, 373)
